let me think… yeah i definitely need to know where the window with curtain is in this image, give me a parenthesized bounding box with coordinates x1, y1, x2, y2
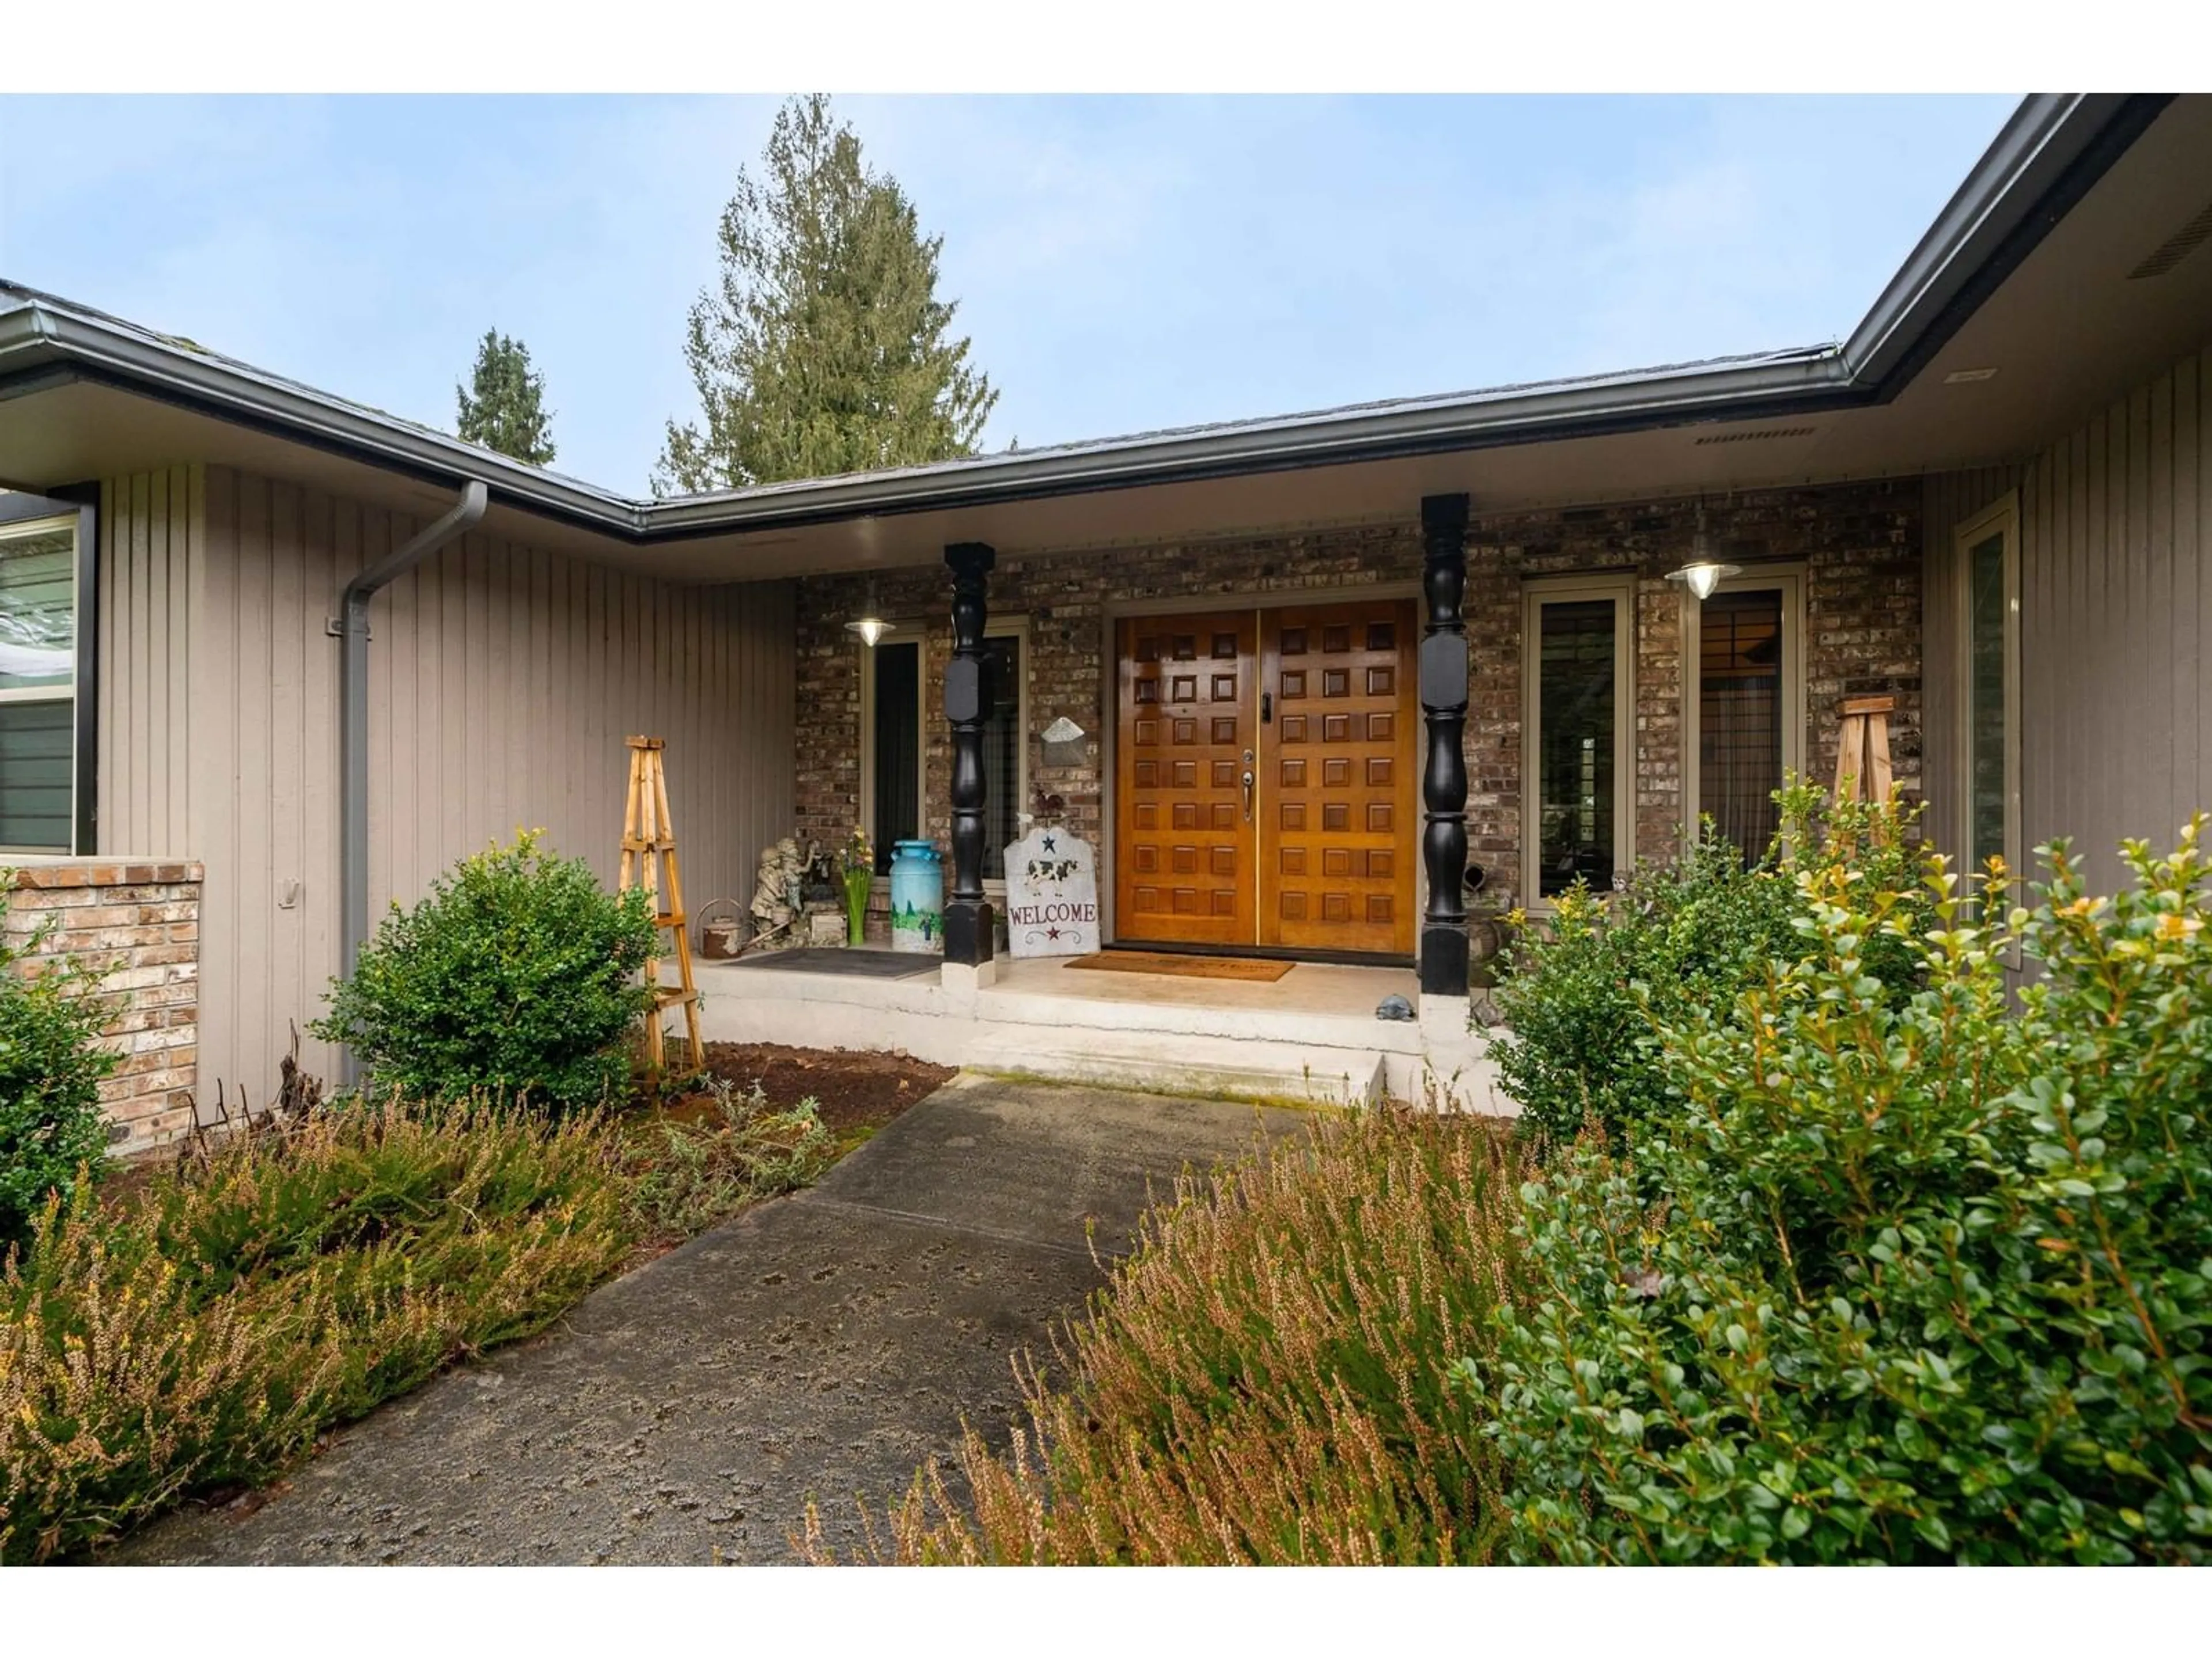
(1531, 593, 1626, 899)
(869, 639, 921, 875)
(1698, 589, 1784, 861)
(980, 633, 1021, 878)
(0, 516, 79, 853)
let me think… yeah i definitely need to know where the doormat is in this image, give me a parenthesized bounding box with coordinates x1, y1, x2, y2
(1064, 950, 1294, 983)
(730, 948, 940, 981)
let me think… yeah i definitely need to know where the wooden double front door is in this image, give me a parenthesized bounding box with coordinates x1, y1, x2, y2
(1113, 596, 1419, 957)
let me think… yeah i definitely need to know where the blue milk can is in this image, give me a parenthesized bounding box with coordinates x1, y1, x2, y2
(888, 840, 944, 953)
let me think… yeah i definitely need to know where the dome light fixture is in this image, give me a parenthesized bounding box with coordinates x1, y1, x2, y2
(845, 578, 891, 647)
(1665, 504, 1741, 601)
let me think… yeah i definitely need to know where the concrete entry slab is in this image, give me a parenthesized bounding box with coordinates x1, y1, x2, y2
(112, 1077, 1313, 1566)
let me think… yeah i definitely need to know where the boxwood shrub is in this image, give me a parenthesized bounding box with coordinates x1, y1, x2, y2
(312, 832, 658, 1111)
(1485, 819, 2212, 1564)
(1492, 783, 1932, 1148)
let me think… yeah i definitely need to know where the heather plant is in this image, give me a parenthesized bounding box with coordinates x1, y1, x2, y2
(1493, 783, 1932, 1148)
(1485, 820, 2212, 1564)
(0, 1098, 634, 1563)
(0, 885, 122, 1248)
(312, 831, 658, 1112)
(839, 1104, 1529, 1565)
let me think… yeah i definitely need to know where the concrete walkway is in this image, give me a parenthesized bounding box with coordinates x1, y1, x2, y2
(115, 1076, 1306, 1565)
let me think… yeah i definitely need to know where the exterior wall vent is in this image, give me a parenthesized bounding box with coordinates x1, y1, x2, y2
(2128, 199, 2212, 279)
(1691, 426, 1817, 446)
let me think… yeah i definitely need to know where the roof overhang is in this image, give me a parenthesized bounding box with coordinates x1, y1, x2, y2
(3, 92, 2208, 582)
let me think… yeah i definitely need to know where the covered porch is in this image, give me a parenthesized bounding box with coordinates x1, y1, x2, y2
(695, 947, 1499, 1109)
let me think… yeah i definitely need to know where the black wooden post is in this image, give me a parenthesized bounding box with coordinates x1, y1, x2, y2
(942, 541, 997, 968)
(1418, 494, 1471, 997)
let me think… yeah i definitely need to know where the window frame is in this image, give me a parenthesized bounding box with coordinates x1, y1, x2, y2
(857, 626, 927, 878)
(0, 490, 98, 857)
(1521, 573, 1637, 911)
(854, 613, 1029, 895)
(1953, 490, 2022, 883)
(1680, 564, 1806, 858)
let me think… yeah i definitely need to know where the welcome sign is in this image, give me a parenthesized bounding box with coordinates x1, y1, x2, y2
(1002, 827, 1100, 958)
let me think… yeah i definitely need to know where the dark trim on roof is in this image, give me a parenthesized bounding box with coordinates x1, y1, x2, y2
(1852, 93, 2175, 398)
(0, 93, 2176, 544)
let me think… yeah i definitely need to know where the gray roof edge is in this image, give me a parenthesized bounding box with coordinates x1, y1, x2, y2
(1840, 93, 2137, 384)
(0, 92, 2150, 540)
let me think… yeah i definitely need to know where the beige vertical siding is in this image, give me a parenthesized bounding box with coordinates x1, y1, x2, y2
(99, 465, 794, 1099)
(96, 465, 202, 856)
(1923, 343, 2211, 895)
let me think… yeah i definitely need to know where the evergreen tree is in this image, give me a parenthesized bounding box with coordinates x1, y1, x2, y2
(654, 94, 998, 495)
(455, 329, 558, 467)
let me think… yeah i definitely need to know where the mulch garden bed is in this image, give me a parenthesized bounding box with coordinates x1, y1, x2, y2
(674, 1041, 956, 1151)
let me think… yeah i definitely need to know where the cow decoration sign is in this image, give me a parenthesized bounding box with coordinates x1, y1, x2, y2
(1002, 827, 1100, 957)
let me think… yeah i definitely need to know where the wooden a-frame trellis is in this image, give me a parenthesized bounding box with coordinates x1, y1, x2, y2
(619, 736, 703, 1073)
(1832, 694, 1896, 804)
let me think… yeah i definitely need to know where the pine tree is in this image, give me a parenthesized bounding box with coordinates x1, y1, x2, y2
(455, 330, 558, 467)
(654, 94, 998, 495)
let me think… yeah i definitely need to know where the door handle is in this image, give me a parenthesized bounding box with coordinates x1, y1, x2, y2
(1242, 748, 1256, 822)
(1262, 691, 1272, 724)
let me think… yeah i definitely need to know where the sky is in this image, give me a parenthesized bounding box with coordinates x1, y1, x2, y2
(0, 94, 2017, 496)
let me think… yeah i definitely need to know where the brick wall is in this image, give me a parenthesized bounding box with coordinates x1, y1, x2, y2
(794, 479, 1922, 916)
(5, 860, 202, 1157)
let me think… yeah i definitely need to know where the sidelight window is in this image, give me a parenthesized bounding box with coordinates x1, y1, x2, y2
(1955, 495, 2020, 875)
(1523, 577, 1636, 904)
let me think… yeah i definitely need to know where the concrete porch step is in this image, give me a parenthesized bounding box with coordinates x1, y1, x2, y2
(961, 1025, 1387, 1108)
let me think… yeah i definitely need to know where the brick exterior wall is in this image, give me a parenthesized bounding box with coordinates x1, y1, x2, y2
(5, 861, 202, 1157)
(793, 479, 1922, 919)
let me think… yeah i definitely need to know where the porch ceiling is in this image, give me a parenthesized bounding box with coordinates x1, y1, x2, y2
(3, 97, 2209, 585)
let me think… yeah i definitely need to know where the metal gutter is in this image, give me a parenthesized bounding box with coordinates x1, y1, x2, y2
(0, 92, 2171, 546)
(336, 479, 487, 1082)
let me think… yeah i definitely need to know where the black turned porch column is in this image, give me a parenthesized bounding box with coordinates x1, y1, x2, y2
(1418, 493, 1471, 997)
(942, 541, 997, 968)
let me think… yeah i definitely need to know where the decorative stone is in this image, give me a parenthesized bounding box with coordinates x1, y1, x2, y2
(1376, 994, 1415, 1022)
(1002, 828, 1099, 958)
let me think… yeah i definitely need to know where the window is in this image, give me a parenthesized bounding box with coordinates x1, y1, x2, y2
(1956, 495, 2020, 874)
(978, 632, 1022, 878)
(1683, 569, 1804, 863)
(866, 639, 923, 874)
(0, 501, 90, 854)
(855, 620, 1027, 883)
(1523, 578, 1635, 904)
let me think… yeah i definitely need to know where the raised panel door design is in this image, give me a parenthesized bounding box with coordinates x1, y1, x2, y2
(1115, 612, 1257, 945)
(1257, 599, 1418, 955)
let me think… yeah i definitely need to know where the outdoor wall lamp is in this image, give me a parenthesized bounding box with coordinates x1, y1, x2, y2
(845, 578, 891, 646)
(1665, 505, 1740, 600)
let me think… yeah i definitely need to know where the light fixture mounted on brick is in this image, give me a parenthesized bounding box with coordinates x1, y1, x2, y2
(1665, 503, 1741, 600)
(844, 576, 890, 646)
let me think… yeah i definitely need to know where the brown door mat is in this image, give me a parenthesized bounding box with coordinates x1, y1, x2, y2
(1063, 950, 1295, 982)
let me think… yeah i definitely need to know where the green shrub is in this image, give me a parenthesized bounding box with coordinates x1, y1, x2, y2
(857, 1107, 1529, 1565)
(1491, 831, 1800, 1147)
(1485, 819, 2212, 1564)
(0, 1098, 636, 1563)
(312, 831, 658, 1111)
(0, 882, 122, 1248)
(1491, 785, 1931, 1147)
